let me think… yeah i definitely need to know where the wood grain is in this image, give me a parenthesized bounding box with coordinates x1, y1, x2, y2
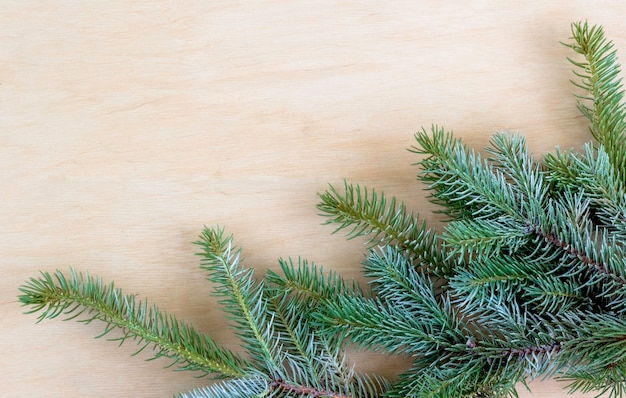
(2, 2, 626, 397)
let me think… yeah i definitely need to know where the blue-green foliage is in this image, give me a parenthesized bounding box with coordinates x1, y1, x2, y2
(310, 21, 626, 397)
(20, 227, 388, 398)
(19, 21, 626, 398)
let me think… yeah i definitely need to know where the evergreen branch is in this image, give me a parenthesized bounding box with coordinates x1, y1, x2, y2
(519, 191, 626, 311)
(364, 246, 448, 316)
(21, 227, 386, 398)
(265, 257, 357, 356)
(443, 218, 532, 263)
(316, 283, 466, 359)
(544, 146, 581, 190)
(180, 367, 387, 398)
(412, 126, 522, 221)
(268, 377, 362, 398)
(522, 276, 592, 314)
(385, 313, 565, 397)
(264, 288, 321, 369)
(555, 311, 626, 370)
(264, 284, 344, 390)
(271, 378, 349, 397)
(278, 350, 388, 398)
(388, 354, 521, 398)
(194, 226, 280, 370)
(486, 132, 549, 206)
(317, 181, 447, 273)
(449, 256, 544, 309)
(503, 341, 562, 365)
(528, 192, 626, 304)
(177, 377, 269, 398)
(534, 226, 626, 285)
(18, 269, 249, 378)
(410, 126, 467, 217)
(563, 362, 626, 398)
(545, 143, 626, 236)
(566, 21, 626, 181)
(317, 294, 443, 356)
(266, 259, 392, 398)
(413, 128, 554, 266)
(470, 307, 567, 381)
(195, 228, 387, 398)
(387, 361, 489, 398)
(266, 257, 361, 306)
(431, 132, 548, 263)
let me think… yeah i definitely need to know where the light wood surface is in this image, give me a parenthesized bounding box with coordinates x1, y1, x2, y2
(3, 2, 626, 397)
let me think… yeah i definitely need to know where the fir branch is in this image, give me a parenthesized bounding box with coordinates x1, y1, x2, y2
(195, 227, 281, 370)
(266, 257, 361, 306)
(522, 276, 592, 315)
(265, 258, 392, 397)
(387, 350, 526, 398)
(194, 228, 386, 398)
(316, 293, 450, 357)
(177, 377, 269, 398)
(412, 126, 523, 221)
(387, 359, 494, 398)
(410, 126, 467, 217)
(316, 250, 466, 359)
(486, 132, 549, 206)
(526, 192, 626, 312)
(269, 377, 355, 398)
(427, 132, 548, 263)
(468, 305, 567, 380)
(543, 146, 582, 190)
(443, 217, 532, 263)
(21, 227, 388, 398)
(563, 362, 626, 398)
(363, 246, 448, 316)
(504, 342, 562, 360)
(566, 21, 626, 180)
(18, 268, 249, 378)
(532, 224, 626, 285)
(555, 311, 626, 370)
(264, 282, 348, 391)
(265, 257, 358, 354)
(449, 255, 545, 310)
(264, 288, 322, 370)
(317, 181, 448, 273)
(545, 143, 626, 236)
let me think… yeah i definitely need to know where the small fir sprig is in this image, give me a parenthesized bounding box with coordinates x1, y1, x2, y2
(19, 20, 626, 398)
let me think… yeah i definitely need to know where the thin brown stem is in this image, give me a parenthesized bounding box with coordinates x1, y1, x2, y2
(530, 225, 626, 285)
(269, 378, 354, 398)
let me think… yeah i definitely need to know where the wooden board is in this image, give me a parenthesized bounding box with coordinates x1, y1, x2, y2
(2, 2, 626, 397)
